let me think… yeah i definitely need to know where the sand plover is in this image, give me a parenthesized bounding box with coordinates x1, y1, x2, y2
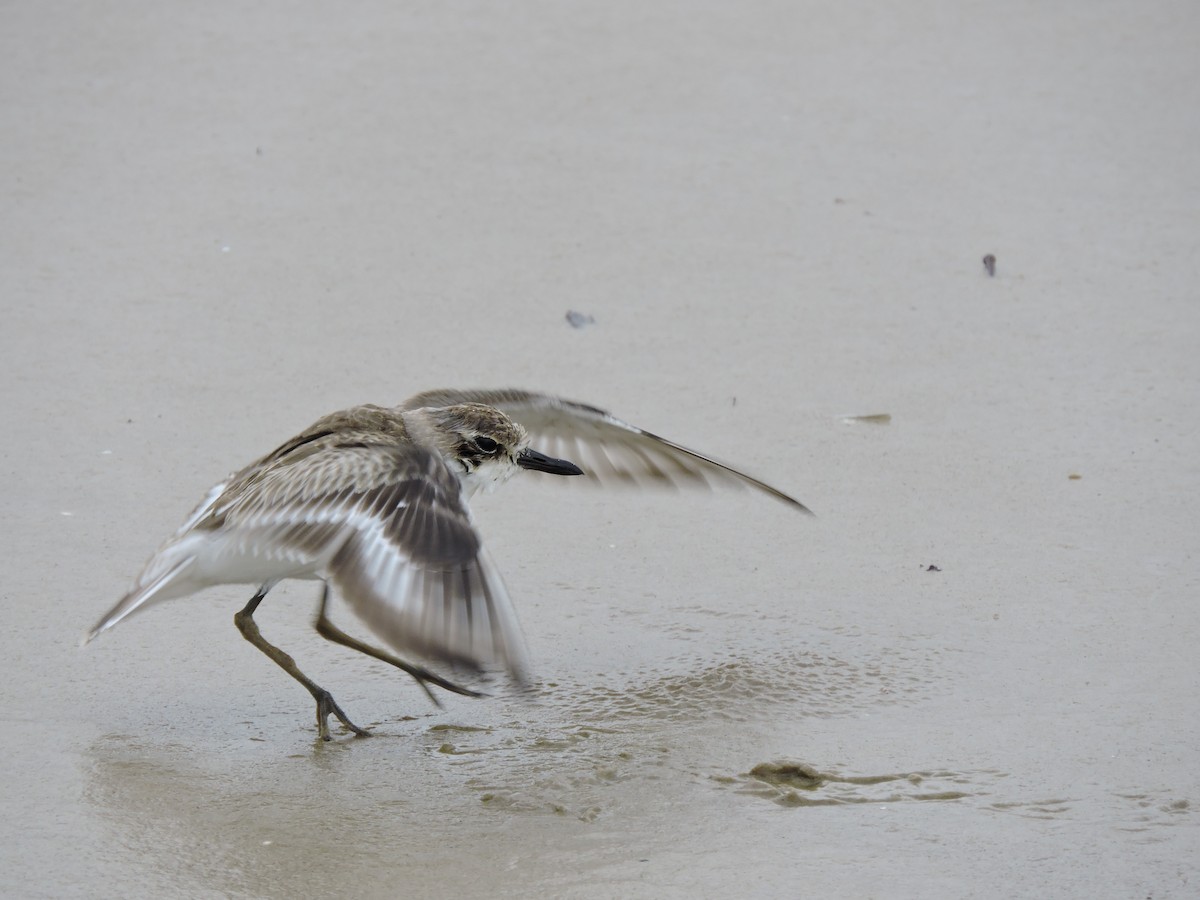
(86, 389, 810, 739)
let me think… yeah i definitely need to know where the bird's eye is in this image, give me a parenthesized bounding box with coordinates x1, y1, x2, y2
(476, 436, 499, 454)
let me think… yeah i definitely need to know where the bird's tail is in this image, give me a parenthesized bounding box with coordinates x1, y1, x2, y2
(82, 551, 198, 646)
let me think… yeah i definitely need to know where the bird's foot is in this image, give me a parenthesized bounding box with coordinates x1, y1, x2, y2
(314, 689, 370, 740)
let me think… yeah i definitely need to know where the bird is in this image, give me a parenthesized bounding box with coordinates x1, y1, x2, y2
(85, 388, 812, 739)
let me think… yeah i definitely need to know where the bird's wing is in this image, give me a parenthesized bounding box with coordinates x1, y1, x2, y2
(211, 442, 529, 682)
(402, 388, 811, 513)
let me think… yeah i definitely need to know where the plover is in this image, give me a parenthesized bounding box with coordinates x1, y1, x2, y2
(86, 389, 811, 739)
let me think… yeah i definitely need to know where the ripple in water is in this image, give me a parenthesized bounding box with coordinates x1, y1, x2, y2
(418, 646, 940, 820)
(557, 646, 932, 724)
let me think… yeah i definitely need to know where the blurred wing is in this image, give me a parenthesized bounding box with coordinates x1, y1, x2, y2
(403, 388, 811, 513)
(211, 442, 529, 681)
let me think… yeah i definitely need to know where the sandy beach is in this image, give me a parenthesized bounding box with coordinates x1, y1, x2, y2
(3, 1, 1198, 896)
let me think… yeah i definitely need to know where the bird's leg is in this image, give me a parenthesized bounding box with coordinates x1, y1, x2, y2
(234, 586, 369, 741)
(312, 583, 483, 706)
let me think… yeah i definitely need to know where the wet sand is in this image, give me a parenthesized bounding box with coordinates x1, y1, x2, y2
(3, 1, 1198, 897)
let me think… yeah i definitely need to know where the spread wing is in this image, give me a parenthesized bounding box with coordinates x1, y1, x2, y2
(402, 388, 811, 513)
(207, 441, 529, 682)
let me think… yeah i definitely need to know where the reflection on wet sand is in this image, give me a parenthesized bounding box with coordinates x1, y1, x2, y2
(82, 636, 1194, 897)
(84, 645, 944, 850)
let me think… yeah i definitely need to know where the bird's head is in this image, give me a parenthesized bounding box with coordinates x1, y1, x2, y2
(414, 403, 583, 493)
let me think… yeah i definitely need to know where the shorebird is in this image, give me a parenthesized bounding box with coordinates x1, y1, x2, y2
(86, 389, 811, 739)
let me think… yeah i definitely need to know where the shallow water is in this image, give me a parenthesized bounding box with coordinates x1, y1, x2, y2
(58, 556, 1195, 898)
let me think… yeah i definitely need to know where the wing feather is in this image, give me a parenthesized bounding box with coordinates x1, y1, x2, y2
(196, 440, 528, 681)
(402, 388, 811, 512)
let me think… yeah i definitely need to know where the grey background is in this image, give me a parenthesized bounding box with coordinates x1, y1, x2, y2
(3, 2, 1198, 897)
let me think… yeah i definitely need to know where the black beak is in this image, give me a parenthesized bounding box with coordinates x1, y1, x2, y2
(517, 447, 584, 476)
